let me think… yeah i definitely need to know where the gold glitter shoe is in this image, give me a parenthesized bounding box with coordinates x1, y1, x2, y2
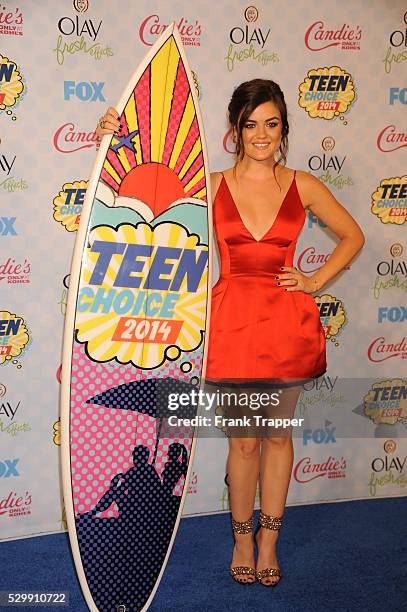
(229, 516, 256, 585)
(255, 510, 283, 587)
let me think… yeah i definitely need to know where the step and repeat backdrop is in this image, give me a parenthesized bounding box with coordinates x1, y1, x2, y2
(1, 0, 406, 540)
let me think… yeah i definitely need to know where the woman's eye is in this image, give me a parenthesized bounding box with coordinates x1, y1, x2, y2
(267, 122, 278, 128)
(244, 123, 255, 129)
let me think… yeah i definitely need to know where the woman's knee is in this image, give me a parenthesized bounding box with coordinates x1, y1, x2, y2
(229, 437, 260, 459)
(262, 435, 292, 450)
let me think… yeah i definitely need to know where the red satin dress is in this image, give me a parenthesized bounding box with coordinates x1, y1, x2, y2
(205, 171, 326, 385)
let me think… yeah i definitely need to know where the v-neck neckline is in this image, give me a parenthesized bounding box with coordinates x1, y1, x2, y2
(222, 172, 296, 242)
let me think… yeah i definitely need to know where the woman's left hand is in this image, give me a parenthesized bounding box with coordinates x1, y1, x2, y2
(276, 266, 317, 294)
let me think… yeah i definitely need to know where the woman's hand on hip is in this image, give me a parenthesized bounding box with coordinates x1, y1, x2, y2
(275, 266, 319, 294)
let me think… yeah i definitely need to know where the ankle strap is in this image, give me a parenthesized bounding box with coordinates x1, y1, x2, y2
(231, 516, 253, 534)
(259, 510, 283, 530)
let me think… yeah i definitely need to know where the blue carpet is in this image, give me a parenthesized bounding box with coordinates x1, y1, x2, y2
(0, 497, 406, 611)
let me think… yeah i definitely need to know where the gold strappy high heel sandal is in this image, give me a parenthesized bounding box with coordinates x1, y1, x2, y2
(255, 511, 283, 587)
(229, 516, 256, 585)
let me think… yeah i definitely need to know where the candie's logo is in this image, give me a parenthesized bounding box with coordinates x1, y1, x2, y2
(293, 455, 347, 483)
(0, 55, 26, 117)
(371, 176, 407, 225)
(0, 311, 30, 366)
(0, 257, 31, 284)
(139, 15, 201, 47)
(297, 247, 331, 273)
(315, 294, 347, 344)
(363, 379, 407, 425)
(305, 21, 362, 51)
(367, 336, 407, 363)
(53, 180, 88, 232)
(0, 5, 23, 36)
(299, 67, 356, 120)
(54, 123, 98, 153)
(377, 125, 407, 153)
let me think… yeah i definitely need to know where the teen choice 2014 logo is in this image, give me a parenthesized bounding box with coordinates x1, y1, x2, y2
(75, 222, 208, 369)
(53, 180, 88, 232)
(298, 66, 356, 120)
(315, 294, 347, 344)
(0, 310, 30, 366)
(363, 379, 407, 426)
(371, 176, 407, 225)
(0, 55, 26, 116)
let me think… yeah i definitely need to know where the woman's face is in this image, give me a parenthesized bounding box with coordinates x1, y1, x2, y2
(239, 100, 283, 162)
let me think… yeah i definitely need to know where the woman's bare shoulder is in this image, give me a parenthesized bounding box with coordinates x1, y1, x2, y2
(295, 169, 334, 209)
(210, 168, 233, 199)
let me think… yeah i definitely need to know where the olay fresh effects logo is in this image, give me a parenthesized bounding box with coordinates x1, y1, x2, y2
(53, 180, 87, 232)
(307, 137, 353, 190)
(305, 21, 361, 51)
(371, 176, 407, 225)
(0, 489, 32, 518)
(377, 125, 407, 153)
(0, 5, 23, 36)
(0, 384, 30, 437)
(0, 55, 26, 119)
(293, 455, 347, 483)
(315, 294, 347, 344)
(372, 243, 407, 300)
(139, 15, 201, 47)
(225, 6, 278, 72)
(368, 440, 407, 497)
(54, 123, 98, 153)
(383, 11, 407, 74)
(0, 311, 30, 366)
(367, 336, 407, 363)
(299, 67, 356, 120)
(363, 379, 407, 425)
(0, 152, 28, 193)
(0, 257, 31, 284)
(54, 13, 113, 65)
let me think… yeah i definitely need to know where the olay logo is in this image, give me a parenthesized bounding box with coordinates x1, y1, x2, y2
(53, 123, 98, 153)
(305, 21, 361, 51)
(377, 125, 407, 153)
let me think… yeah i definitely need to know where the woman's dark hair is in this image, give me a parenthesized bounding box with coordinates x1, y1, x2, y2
(228, 79, 289, 166)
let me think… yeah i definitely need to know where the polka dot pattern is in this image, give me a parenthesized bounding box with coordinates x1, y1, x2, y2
(70, 340, 203, 609)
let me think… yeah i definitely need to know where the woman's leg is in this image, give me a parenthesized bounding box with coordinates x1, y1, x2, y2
(228, 436, 260, 582)
(256, 385, 302, 585)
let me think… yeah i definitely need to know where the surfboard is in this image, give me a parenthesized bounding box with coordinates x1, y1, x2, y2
(60, 24, 211, 612)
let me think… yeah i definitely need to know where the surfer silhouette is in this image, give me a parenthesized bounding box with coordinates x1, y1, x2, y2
(85, 442, 188, 520)
(162, 442, 188, 494)
(86, 444, 162, 519)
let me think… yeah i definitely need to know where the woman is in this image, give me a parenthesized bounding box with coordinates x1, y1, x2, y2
(96, 79, 364, 587)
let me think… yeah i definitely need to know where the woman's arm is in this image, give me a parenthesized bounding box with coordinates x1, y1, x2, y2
(279, 170, 365, 293)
